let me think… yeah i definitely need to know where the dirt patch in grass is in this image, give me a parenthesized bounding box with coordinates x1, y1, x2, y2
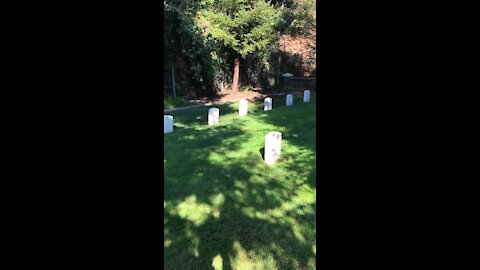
(189, 91, 266, 104)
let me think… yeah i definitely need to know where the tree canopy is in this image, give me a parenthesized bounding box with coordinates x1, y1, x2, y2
(164, 0, 316, 95)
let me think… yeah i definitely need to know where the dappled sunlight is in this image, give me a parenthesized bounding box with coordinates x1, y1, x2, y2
(207, 152, 226, 163)
(184, 225, 201, 257)
(212, 254, 223, 270)
(240, 207, 256, 219)
(209, 193, 226, 207)
(164, 95, 316, 269)
(292, 220, 307, 243)
(174, 195, 213, 227)
(230, 241, 279, 270)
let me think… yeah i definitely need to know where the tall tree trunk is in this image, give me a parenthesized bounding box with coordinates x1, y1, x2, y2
(232, 56, 240, 93)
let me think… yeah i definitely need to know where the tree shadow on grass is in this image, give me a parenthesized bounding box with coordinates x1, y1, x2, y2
(164, 98, 317, 269)
(250, 94, 313, 111)
(168, 103, 243, 128)
(164, 158, 316, 269)
(259, 147, 265, 161)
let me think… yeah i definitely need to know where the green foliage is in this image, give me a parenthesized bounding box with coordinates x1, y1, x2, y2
(164, 0, 283, 93)
(201, 0, 282, 59)
(282, 0, 316, 36)
(163, 0, 316, 94)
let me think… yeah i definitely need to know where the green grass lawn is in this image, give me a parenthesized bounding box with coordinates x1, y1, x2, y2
(164, 95, 316, 270)
(164, 96, 194, 109)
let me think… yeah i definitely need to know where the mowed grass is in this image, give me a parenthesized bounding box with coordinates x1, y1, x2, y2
(164, 96, 194, 109)
(164, 95, 316, 270)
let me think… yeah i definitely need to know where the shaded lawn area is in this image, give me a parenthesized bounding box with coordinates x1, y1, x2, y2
(164, 96, 194, 109)
(164, 95, 316, 270)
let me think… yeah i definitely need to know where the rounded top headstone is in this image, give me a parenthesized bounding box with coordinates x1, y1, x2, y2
(266, 131, 282, 140)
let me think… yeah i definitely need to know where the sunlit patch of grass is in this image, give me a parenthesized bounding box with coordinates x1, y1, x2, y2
(209, 193, 226, 207)
(175, 195, 212, 227)
(212, 254, 223, 270)
(230, 241, 279, 270)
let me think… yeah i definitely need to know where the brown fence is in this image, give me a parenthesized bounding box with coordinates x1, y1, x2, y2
(282, 77, 316, 91)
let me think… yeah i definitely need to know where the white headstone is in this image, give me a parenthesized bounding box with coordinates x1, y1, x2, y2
(303, 90, 310, 102)
(164, 115, 173, 134)
(239, 99, 248, 116)
(264, 97, 272, 111)
(286, 94, 293, 107)
(208, 107, 219, 125)
(265, 132, 282, 165)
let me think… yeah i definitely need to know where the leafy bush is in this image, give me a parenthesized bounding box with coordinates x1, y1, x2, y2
(164, 0, 316, 94)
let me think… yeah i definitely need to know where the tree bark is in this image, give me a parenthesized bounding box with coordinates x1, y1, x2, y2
(232, 56, 240, 93)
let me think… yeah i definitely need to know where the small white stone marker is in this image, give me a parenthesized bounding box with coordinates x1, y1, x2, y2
(208, 107, 219, 125)
(304, 90, 310, 102)
(164, 115, 173, 134)
(286, 94, 293, 107)
(264, 97, 272, 111)
(239, 99, 248, 116)
(264, 131, 282, 165)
